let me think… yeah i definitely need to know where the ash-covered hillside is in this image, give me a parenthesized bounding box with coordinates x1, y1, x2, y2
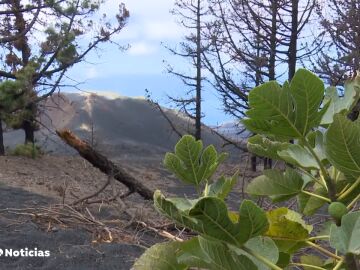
(4, 92, 240, 158)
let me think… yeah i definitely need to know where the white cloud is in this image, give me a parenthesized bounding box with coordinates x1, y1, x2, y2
(85, 67, 100, 80)
(103, 0, 183, 42)
(121, 0, 174, 18)
(128, 42, 157, 55)
(144, 21, 184, 40)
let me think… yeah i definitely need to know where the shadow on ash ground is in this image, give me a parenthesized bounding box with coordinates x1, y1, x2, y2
(0, 154, 256, 270)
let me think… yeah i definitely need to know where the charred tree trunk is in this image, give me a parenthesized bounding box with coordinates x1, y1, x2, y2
(23, 119, 35, 144)
(195, 0, 202, 141)
(269, 0, 277, 81)
(264, 158, 273, 169)
(0, 120, 4, 155)
(251, 155, 257, 172)
(262, 0, 278, 170)
(348, 100, 360, 121)
(56, 129, 154, 200)
(288, 0, 299, 81)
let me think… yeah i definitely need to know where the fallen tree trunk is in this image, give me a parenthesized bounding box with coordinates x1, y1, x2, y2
(56, 129, 154, 200)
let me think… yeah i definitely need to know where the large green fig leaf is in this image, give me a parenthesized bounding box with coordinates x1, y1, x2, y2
(289, 69, 328, 135)
(265, 208, 313, 253)
(330, 211, 360, 255)
(199, 237, 258, 270)
(154, 190, 199, 229)
(243, 69, 327, 139)
(164, 135, 227, 186)
(246, 169, 304, 199)
(155, 191, 268, 246)
(205, 174, 238, 200)
(243, 81, 297, 138)
(278, 144, 320, 170)
(132, 241, 187, 270)
(177, 236, 258, 270)
(325, 114, 360, 180)
(231, 236, 279, 270)
(245, 237, 279, 270)
(321, 75, 360, 125)
(237, 200, 269, 240)
(188, 197, 248, 245)
(247, 134, 290, 160)
(177, 237, 210, 268)
(189, 198, 268, 245)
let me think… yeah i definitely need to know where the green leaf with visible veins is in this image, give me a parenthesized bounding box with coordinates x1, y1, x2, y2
(246, 169, 304, 200)
(243, 81, 298, 138)
(177, 237, 210, 269)
(231, 236, 279, 270)
(243, 69, 327, 139)
(188, 197, 258, 245)
(278, 144, 320, 170)
(205, 174, 238, 200)
(330, 211, 360, 255)
(154, 190, 199, 229)
(247, 134, 290, 160)
(289, 69, 327, 136)
(197, 237, 258, 270)
(238, 200, 269, 240)
(325, 114, 360, 180)
(265, 208, 313, 253)
(132, 241, 187, 270)
(178, 236, 259, 270)
(154, 191, 268, 246)
(164, 135, 227, 186)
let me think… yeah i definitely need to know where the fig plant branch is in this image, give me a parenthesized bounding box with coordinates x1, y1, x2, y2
(133, 69, 360, 270)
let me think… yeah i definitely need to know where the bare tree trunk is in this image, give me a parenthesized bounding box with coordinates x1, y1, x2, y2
(348, 101, 360, 121)
(23, 119, 35, 144)
(262, 1, 278, 170)
(251, 155, 257, 172)
(0, 120, 4, 155)
(195, 0, 202, 140)
(269, 0, 277, 81)
(288, 0, 299, 81)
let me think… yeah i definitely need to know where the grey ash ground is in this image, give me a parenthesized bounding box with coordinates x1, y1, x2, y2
(0, 154, 253, 270)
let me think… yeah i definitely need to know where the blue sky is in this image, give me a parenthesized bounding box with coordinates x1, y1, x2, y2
(65, 0, 234, 126)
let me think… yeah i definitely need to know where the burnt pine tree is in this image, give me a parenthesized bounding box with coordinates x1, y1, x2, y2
(313, 0, 360, 120)
(203, 0, 317, 170)
(0, 0, 129, 146)
(204, 0, 317, 114)
(203, 0, 283, 170)
(166, 0, 208, 140)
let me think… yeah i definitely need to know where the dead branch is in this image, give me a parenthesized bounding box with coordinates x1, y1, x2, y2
(208, 126, 248, 152)
(56, 129, 154, 200)
(134, 221, 184, 242)
(71, 175, 126, 205)
(147, 98, 183, 138)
